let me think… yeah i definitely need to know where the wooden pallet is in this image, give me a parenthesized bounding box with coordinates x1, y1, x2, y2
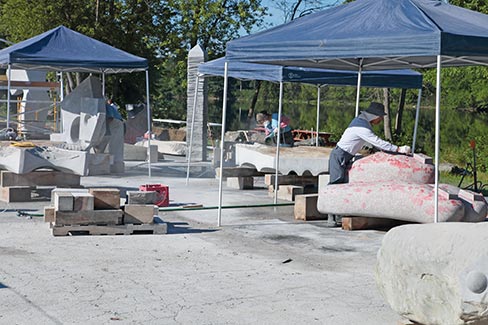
(52, 222, 167, 236)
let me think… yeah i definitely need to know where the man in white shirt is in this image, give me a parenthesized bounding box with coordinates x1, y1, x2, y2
(326, 102, 411, 227)
(328, 102, 411, 185)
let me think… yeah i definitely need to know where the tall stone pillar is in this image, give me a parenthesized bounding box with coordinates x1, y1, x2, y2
(187, 44, 208, 161)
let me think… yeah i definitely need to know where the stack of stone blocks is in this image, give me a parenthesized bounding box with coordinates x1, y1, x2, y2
(45, 188, 167, 236)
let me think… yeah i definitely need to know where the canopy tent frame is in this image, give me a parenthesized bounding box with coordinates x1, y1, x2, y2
(193, 57, 423, 226)
(0, 26, 152, 176)
(225, 0, 488, 223)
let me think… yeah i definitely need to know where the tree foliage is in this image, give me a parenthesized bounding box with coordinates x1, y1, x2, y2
(0, 0, 266, 114)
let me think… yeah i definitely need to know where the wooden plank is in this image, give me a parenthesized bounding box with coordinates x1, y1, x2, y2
(342, 216, 406, 231)
(1, 171, 80, 187)
(52, 222, 167, 236)
(54, 209, 123, 226)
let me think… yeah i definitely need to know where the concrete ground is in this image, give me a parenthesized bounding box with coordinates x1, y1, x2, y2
(0, 160, 401, 325)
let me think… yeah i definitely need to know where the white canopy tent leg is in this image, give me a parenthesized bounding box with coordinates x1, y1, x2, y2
(217, 61, 230, 227)
(354, 59, 364, 117)
(102, 72, 105, 97)
(412, 88, 422, 152)
(186, 75, 200, 185)
(6, 64, 11, 129)
(434, 56, 441, 223)
(58, 72, 64, 133)
(145, 69, 152, 178)
(316, 85, 321, 147)
(273, 82, 284, 204)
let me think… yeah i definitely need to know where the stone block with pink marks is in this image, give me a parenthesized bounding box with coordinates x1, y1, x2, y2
(348, 152, 434, 184)
(317, 182, 465, 223)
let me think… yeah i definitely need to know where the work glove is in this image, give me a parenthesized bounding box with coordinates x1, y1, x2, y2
(398, 145, 412, 154)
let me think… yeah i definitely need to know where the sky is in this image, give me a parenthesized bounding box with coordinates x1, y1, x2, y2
(260, 0, 342, 29)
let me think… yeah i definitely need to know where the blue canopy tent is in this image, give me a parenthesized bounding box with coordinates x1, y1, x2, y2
(197, 57, 423, 221)
(223, 0, 488, 223)
(0, 25, 153, 176)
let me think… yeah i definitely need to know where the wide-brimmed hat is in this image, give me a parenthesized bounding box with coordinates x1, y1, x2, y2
(364, 102, 386, 117)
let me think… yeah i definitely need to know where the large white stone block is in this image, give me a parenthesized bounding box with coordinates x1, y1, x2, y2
(317, 182, 465, 223)
(376, 223, 488, 325)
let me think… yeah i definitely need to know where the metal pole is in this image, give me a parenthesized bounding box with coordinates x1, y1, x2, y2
(186, 75, 200, 185)
(217, 62, 229, 227)
(59, 72, 64, 133)
(355, 59, 364, 117)
(316, 85, 321, 147)
(412, 88, 422, 153)
(434, 56, 441, 223)
(102, 72, 105, 97)
(273, 82, 284, 204)
(6, 64, 11, 128)
(145, 70, 152, 178)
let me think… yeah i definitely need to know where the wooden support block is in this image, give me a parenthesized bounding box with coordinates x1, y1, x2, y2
(226, 177, 254, 190)
(0, 186, 32, 202)
(44, 206, 55, 223)
(89, 188, 120, 209)
(54, 192, 74, 211)
(73, 193, 94, 211)
(294, 194, 328, 221)
(277, 185, 304, 202)
(1, 170, 80, 187)
(54, 209, 123, 226)
(123, 204, 157, 224)
(342, 216, 405, 231)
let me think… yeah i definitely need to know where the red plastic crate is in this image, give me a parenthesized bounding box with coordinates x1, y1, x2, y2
(139, 184, 169, 207)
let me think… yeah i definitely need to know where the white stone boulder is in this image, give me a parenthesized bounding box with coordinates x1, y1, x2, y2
(376, 223, 488, 325)
(317, 182, 465, 223)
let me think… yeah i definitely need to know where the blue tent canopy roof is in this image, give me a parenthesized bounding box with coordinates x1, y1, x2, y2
(0, 26, 148, 73)
(199, 57, 422, 88)
(226, 0, 488, 70)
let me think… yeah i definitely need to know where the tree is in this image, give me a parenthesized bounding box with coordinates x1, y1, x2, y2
(0, 0, 169, 105)
(150, 0, 268, 120)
